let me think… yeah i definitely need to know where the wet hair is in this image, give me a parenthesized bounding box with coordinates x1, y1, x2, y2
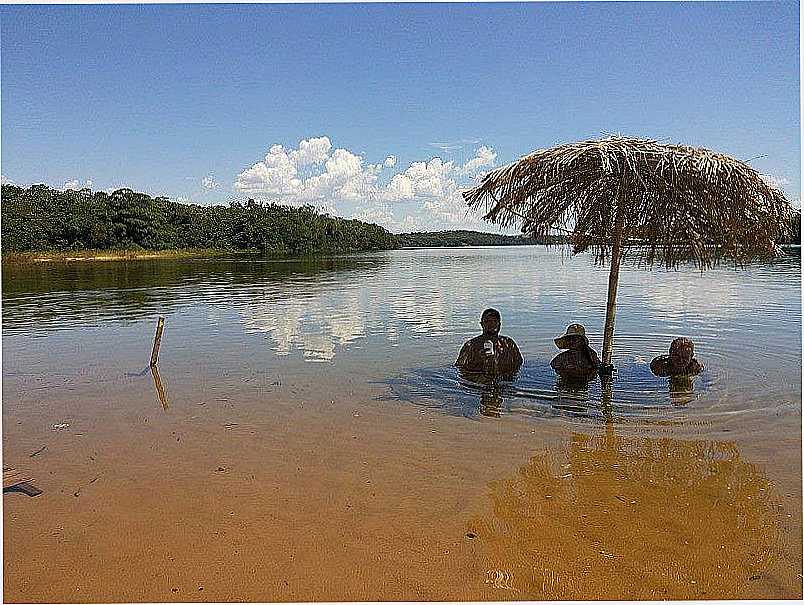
(670, 337, 694, 360)
(481, 308, 501, 321)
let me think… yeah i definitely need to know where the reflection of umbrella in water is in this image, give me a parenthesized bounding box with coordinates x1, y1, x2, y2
(467, 425, 796, 600)
(464, 136, 795, 369)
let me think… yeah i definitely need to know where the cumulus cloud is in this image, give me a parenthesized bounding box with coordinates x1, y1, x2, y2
(235, 135, 501, 232)
(236, 144, 303, 197)
(202, 174, 219, 190)
(290, 136, 331, 166)
(458, 145, 497, 177)
(350, 201, 395, 225)
(1, 175, 14, 185)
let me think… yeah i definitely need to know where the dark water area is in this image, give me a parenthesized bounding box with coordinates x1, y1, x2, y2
(388, 360, 717, 423)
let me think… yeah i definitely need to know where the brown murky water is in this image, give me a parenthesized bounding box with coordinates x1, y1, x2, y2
(3, 247, 801, 601)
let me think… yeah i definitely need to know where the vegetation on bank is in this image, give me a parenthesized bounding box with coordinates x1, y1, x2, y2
(1, 184, 798, 262)
(398, 230, 565, 248)
(1, 184, 399, 257)
(401, 215, 801, 249)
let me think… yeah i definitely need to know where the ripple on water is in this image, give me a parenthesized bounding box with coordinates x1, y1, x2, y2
(388, 329, 799, 427)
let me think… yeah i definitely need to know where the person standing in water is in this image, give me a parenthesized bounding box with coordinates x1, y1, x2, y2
(456, 308, 523, 378)
(550, 324, 601, 379)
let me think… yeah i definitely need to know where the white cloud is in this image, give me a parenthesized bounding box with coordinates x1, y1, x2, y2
(458, 145, 497, 177)
(350, 202, 395, 225)
(234, 136, 501, 232)
(290, 136, 332, 166)
(202, 174, 219, 190)
(1, 175, 14, 185)
(63, 178, 93, 191)
(236, 144, 303, 197)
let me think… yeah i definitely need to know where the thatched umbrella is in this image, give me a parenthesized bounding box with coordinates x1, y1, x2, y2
(463, 136, 795, 369)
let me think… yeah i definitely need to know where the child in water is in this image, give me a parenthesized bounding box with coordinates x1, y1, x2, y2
(550, 324, 601, 379)
(650, 337, 703, 377)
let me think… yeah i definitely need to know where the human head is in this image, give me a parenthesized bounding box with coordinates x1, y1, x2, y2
(669, 337, 694, 366)
(480, 308, 501, 336)
(555, 324, 589, 350)
(566, 335, 588, 351)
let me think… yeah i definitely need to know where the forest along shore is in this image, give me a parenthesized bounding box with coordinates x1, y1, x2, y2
(0, 184, 400, 259)
(3, 184, 799, 264)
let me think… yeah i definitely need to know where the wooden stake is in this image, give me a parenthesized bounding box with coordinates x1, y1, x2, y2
(150, 316, 165, 367)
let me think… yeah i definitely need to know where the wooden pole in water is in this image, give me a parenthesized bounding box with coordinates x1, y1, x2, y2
(150, 316, 165, 367)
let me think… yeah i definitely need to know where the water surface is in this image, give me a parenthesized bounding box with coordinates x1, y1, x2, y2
(3, 247, 801, 601)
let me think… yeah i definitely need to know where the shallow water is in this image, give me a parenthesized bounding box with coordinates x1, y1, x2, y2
(3, 247, 801, 601)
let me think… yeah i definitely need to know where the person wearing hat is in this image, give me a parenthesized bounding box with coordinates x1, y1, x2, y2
(650, 337, 703, 377)
(456, 308, 523, 379)
(550, 324, 601, 379)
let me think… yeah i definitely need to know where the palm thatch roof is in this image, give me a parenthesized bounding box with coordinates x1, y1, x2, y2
(463, 136, 796, 268)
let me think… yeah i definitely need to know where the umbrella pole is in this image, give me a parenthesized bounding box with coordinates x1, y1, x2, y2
(601, 205, 626, 369)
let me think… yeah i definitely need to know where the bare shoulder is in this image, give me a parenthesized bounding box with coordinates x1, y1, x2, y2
(462, 334, 485, 348)
(499, 335, 521, 347)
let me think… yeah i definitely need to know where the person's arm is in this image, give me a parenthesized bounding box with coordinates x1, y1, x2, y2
(550, 352, 562, 371)
(587, 346, 601, 368)
(650, 355, 668, 377)
(455, 341, 470, 367)
(512, 340, 524, 367)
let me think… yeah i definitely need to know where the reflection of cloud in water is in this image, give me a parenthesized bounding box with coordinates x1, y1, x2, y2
(228, 248, 800, 365)
(616, 256, 801, 326)
(239, 286, 366, 361)
(468, 428, 797, 600)
(627, 267, 743, 320)
(388, 289, 449, 336)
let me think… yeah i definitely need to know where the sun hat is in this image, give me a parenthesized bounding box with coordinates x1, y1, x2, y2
(554, 324, 589, 349)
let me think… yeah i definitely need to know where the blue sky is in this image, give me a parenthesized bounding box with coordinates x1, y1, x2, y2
(1, 2, 799, 232)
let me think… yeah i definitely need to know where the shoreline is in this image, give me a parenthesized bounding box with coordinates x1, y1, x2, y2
(1, 248, 244, 264)
(3, 242, 799, 265)
(0, 247, 395, 264)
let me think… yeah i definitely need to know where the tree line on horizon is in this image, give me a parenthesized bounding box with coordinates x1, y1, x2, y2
(397, 230, 565, 247)
(0, 184, 399, 255)
(1, 184, 799, 256)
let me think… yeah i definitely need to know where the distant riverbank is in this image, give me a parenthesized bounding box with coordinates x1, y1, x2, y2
(0, 248, 254, 264)
(1, 184, 399, 259)
(398, 229, 562, 248)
